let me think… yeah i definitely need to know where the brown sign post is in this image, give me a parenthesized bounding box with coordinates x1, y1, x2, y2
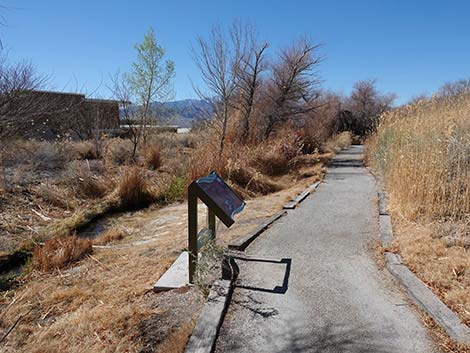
(188, 171, 245, 283)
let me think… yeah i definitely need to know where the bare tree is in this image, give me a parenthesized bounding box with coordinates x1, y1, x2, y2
(0, 56, 54, 139)
(438, 78, 470, 97)
(192, 23, 245, 153)
(263, 39, 322, 139)
(343, 79, 395, 135)
(302, 90, 345, 152)
(109, 71, 140, 157)
(234, 26, 269, 144)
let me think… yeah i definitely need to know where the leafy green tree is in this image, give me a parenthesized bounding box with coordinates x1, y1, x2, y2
(113, 27, 175, 158)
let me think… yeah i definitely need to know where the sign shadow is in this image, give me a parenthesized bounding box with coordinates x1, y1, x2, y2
(231, 257, 292, 295)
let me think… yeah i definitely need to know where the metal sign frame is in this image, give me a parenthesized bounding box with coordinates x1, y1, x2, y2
(188, 172, 245, 283)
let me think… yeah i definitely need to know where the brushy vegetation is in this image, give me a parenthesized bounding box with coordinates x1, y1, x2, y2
(116, 167, 154, 209)
(0, 20, 391, 353)
(92, 228, 126, 245)
(366, 92, 470, 332)
(33, 236, 92, 272)
(368, 93, 470, 220)
(0, 124, 353, 352)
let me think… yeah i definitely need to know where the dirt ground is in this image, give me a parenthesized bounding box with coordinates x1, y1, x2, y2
(0, 172, 322, 353)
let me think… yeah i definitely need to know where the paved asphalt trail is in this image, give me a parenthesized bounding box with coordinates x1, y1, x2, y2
(215, 145, 440, 353)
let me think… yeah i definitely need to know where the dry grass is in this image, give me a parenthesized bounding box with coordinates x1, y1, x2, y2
(367, 93, 470, 219)
(366, 92, 470, 343)
(0, 124, 334, 352)
(63, 161, 112, 200)
(189, 128, 308, 196)
(0, 175, 320, 353)
(104, 139, 135, 165)
(324, 131, 353, 153)
(43, 168, 157, 239)
(156, 321, 195, 353)
(35, 184, 75, 209)
(43, 196, 120, 240)
(116, 167, 154, 209)
(1, 245, 174, 353)
(93, 228, 126, 245)
(33, 236, 93, 272)
(391, 219, 470, 326)
(68, 141, 99, 160)
(144, 144, 162, 170)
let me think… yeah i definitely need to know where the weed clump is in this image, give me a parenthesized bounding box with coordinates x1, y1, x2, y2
(93, 228, 126, 245)
(105, 139, 135, 165)
(32, 143, 68, 171)
(116, 167, 154, 209)
(144, 144, 162, 170)
(33, 236, 92, 272)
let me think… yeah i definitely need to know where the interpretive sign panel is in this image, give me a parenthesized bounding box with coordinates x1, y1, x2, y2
(187, 171, 245, 283)
(195, 171, 245, 225)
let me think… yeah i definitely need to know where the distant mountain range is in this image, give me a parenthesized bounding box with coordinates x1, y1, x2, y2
(121, 99, 212, 128)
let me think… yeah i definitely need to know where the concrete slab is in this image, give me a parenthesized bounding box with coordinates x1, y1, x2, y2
(153, 251, 189, 292)
(216, 145, 437, 353)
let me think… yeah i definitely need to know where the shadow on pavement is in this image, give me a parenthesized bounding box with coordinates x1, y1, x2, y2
(329, 159, 363, 168)
(232, 257, 291, 295)
(222, 321, 397, 353)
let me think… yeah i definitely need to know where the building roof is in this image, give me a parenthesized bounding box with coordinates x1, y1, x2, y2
(29, 90, 128, 104)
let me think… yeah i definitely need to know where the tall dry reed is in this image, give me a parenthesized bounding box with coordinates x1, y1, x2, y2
(367, 93, 470, 220)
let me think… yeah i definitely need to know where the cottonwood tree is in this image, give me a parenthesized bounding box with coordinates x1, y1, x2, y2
(342, 79, 395, 136)
(263, 40, 322, 139)
(234, 26, 269, 144)
(192, 23, 246, 153)
(111, 28, 175, 158)
(302, 90, 345, 152)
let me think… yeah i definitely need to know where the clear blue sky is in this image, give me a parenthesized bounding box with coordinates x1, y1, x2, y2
(3, 0, 470, 104)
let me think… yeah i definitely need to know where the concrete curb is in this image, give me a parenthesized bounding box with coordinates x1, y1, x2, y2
(379, 215, 393, 248)
(228, 210, 286, 251)
(283, 181, 321, 210)
(385, 252, 470, 343)
(375, 178, 470, 344)
(184, 279, 233, 353)
(378, 191, 389, 215)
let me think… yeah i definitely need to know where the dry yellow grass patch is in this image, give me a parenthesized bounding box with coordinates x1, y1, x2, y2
(368, 93, 470, 218)
(93, 228, 127, 245)
(367, 92, 470, 345)
(0, 169, 325, 353)
(327, 131, 353, 152)
(391, 217, 470, 326)
(33, 236, 93, 272)
(156, 321, 196, 353)
(1, 243, 176, 353)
